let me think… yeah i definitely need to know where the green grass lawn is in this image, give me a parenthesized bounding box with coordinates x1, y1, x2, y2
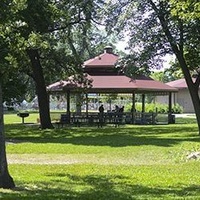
(1, 113, 200, 199)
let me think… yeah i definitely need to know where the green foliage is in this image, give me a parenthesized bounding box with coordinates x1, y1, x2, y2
(0, 0, 118, 99)
(150, 69, 183, 83)
(106, 1, 171, 70)
(126, 102, 183, 114)
(163, 62, 184, 82)
(116, 54, 151, 77)
(105, 0, 200, 133)
(150, 71, 166, 82)
(0, 35, 28, 103)
(100, 94, 118, 103)
(0, 0, 115, 129)
(170, 0, 200, 20)
(172, 103, 184, 114)
(105, 0, 200, 77)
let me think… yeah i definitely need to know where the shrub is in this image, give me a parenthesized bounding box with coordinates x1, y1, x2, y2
(125, 102, 183, 114)
(171, 103, 183, 114)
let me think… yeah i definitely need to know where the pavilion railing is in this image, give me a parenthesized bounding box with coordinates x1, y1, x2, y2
(54, 111, 170, 127)
(68, 112, 169, 126)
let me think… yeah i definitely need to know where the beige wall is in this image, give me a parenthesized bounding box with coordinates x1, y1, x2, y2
(176, 89, 194, 113)
(156, 89, 195, 113)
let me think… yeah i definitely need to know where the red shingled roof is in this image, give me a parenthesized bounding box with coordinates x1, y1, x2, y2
(166, 78, 197, 89)
(88, 75, 176, 91)
(47, 74, 177, 93)
(83, 51, 118, 68)
(47, 47, 177, 93)
(167, 79, 187, 88)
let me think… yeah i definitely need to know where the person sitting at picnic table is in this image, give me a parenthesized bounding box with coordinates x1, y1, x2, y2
(115, 105, 119, 113)
(119, 106, 124, 113)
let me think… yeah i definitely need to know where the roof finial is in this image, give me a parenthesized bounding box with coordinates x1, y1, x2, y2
(104, 45, 113, 54)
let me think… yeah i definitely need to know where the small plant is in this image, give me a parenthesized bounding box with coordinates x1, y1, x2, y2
(172, 103, 183, 113)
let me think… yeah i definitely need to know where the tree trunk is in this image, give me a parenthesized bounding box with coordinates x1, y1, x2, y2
(187, 83, 200, 134)
(176, 54, 200, 134)
(27, 49, 54, 129)
(153, 3, 200, 134)
(0, 81, 15, 189)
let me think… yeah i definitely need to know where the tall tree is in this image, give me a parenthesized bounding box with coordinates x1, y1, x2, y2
(1, 0, 104, 129)
(0, 79, 15, 189)
(106, 0, 200, 134)
(0, 0, 105, 188)
(0, 35, 15, 188)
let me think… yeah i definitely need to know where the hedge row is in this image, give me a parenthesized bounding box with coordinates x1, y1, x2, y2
(125, 103, 183, 114)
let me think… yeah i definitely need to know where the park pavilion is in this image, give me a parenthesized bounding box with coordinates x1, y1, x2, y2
(47, 46, 177, 125)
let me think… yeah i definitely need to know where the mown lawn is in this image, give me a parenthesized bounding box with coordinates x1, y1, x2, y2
(1, 113, 200, 199)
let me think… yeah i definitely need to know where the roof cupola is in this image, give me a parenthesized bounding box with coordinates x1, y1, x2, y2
(104, 46, 113, 54)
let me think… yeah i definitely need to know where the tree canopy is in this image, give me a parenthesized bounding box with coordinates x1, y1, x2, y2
(170, 0, 200, 20)
(105, 0, 200, 133)
(0, 0, 110, 129)
(0, 0, 111, 188)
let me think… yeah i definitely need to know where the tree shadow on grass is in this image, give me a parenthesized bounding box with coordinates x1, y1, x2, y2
(62, 134, 200, 147)
(1, 173, 200, 199)
(5, 124, 200, 147)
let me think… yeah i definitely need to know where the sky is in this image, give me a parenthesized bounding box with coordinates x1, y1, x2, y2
(115, 38, 129, 53)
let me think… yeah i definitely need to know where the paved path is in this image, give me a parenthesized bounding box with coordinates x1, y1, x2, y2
(7, 153, 171, 165)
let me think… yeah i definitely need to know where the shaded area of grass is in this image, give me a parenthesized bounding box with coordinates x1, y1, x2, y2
(1, 164, 200, 199)
(5, 123, 200, 148)
(175, 117, 197, 124)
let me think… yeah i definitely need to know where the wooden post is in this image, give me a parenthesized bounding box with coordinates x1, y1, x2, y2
(142, 94, 145, 124)
(86, 93, 88, 117)
(66, 90, 70, 123)
(132, 92, 135, 124)
(142, 94, 145, 113)
(168, 92, 174, 124)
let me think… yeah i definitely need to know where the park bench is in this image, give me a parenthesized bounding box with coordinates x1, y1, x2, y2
(56, 114, 69, 128)
(71, 113, 102, 127)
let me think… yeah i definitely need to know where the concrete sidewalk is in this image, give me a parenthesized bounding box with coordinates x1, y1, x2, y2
(175, 113, 196, 118)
